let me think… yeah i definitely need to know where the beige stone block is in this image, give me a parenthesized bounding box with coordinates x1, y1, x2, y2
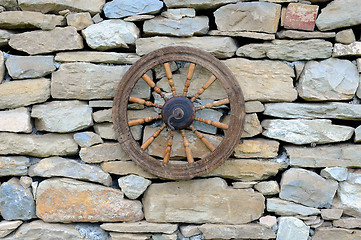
(234, 138, 279, 159)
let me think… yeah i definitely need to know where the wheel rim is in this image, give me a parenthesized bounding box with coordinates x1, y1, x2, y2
(113, 46, 245, 180)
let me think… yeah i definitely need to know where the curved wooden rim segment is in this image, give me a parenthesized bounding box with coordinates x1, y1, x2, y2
(113, 46, 245, 180)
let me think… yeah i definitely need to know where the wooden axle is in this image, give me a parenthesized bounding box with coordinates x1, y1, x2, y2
(195, 117, 228, 130)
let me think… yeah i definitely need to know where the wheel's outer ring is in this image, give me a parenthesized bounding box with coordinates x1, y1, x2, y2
(112, 46, 245, 180)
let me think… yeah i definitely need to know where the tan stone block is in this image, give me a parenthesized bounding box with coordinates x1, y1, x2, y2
(313, 228, 361, 240)
(234, 138, 279, 159)
(101, 221, 178, 234)
(0, 107, 32, 133)
(101, 160, 157, 179)
(80, 143, 130, 163)
(66, 12, 93, 31)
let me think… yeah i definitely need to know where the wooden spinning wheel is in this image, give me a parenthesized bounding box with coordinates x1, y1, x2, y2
(113, 46, 245, 180)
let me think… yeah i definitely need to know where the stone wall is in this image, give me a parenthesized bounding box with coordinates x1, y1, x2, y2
(0, 0, 361, 239)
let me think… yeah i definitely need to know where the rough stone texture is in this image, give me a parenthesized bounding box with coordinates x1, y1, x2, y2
(232, 182, 257, 189)
(193, 109, 222, 134)
(93, 109, 112, 123)
(333, 218, 361, 228)
(89, 100, 113, 108)
(245, 101, 265, 113)
(0, 0, 18, 10)
(254, 181, 279, 195)
(0, 11, 64, 30)
(298, 58, 359, 101)
(264, 102, 361, 120)
(259, 216, 277, 228)
(222, 58, 297, 102)
(0, 220, 22, 238)
(104, 0, 163, 18)
(29, 157, 112, 186)
(73, 132, 103, 148)
(118, 174, 151, 199)
(234, 138, 279, 159)
(267, 198, 321, 216)
(262, 119, 354, 145)
(31, 100, 93, 133)
(80, 143, 130, 163)
(161, 8, 195, 20)
(136, 36, 238, 58)
(55, 51, 140, 64)
(241, 113, 263, 138)
(0, 51, 4, 81)
(5, 55, 55, 80)
(321, 209, 343, 220)
(285, 145, 361, 168)
(321, 167, 348, 181)
(236, 40, 333, 61)
(214, 2, 281, 34)
(335, 29, 356, 45)
(101, 221, 177, 234)
(143, 178, 265, 224)
(82, 20, 140, 50)
(279, 168, 338, 208)
(276, 30, 336, 39)
(101, 160, 157, 179)
(313, 228, 361, 240)
(199, 224, 276, 240)
(356, 126, 361, 143)
(315, 0, 361, 31)
(36, 178, 143, 222)
(338, 171, 361, 217)
(333, 42, 361, 57)
(163, 0, 240, 10)
(0, 107, 32, 133)
(124, 15, 155, 22)
(51, 62, 130, 100)
(205, 159, 281, 181)
(0, 156, 30, 177)
(0, 178, 36, 220)
(3, 220, 86, 240)
(0, 78, 50, 110)
(0, 133, 78, 157)
(9, 27, 83, 55)
(18, 0, 105, 14)
(66, 12, 93, 31)
(0, 30, 13, 46)
(208, 30, 276, 40)
(357, 58, 361, 72)
(94, 123, 116, 140)
(276, 217, 309, 240)
(283, 3, 318, 31)
(144, 16, 208, 37)
(180, 225, 201, 238)
(109, 233, 150, 240)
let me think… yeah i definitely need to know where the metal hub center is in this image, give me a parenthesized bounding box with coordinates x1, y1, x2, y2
(162, 96, 195, 130)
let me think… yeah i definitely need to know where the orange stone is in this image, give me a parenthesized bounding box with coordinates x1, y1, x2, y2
(36, 178, 144, 222)
(284, 3, 318, 31)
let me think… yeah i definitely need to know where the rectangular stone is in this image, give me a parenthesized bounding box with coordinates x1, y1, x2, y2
(55, 51, 141, 64)
(234, 139, 279, 159)
(357, 58, 361, 72)
(5, 55, 55, 79)
(208, 30, 275, 40)
(199, 224, 275, 239)
(283, 3, 318, 31)
(0, 156, 30, 176)
(80, 142, 130, 163)
(100, 221, 178, 234)
(333, 42, 361, 57)
(101, 160, 157, 179)
(0, 107, 32, 133)
(285, 145, 361, 168)
(276, 30, 336, 39)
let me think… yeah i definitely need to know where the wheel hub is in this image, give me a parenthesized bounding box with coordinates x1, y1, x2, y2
(162, 96, 195, 130)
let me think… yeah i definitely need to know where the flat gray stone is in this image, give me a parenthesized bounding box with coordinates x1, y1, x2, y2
(286, 144, 361, 168)
(9, 26, 83, 55)
(0, 107, 32, 133)
(5, 55, 55, 79)
(94, 123, 116, 140)
(333, 218, 361, 228)
(262, 119, 354, 145)
(80, 142, 130, 163)
(276, 217, 309, 240)
(245, 101, 264, 113)
(193, 109, 222, 134)
(355, 126, 361, 143)
(298, 58, 359, 101)
(29, 157, 112, 186)
(267, 198, 321, 216)
(276, 30, 336, 39)
(123, 14, 155, 22)
(93, 109, 112, 123)
(264, 102, 361, 120)
(313, 228, 361, 240)
(320, 167, 348, 181)
(118, 175, 151, 199)
(0, 0, 18, 10)
(333, 42, 361, 57)
(214, 2, 281, 34)
(136, 36, 238, 59)
(0, 79, 50, 110)
(335, 29, 356, 44)
(18, 0, 105, 14)
(82, 20, 139, 50)
(208, 30, 275, 40)
(316, 0, 361, 31)
(101, 221, 177, 234)
(280, 168, 338, 208)
(31, 100, 93, 133)
(55, 51, 140, 64)
(73, 132, 103, 148)
(101, 160, 157, 179)
(0, 156, 30, 177)
(51, 62, 130, 100)
(0, 51, 3, 81)
(0, 178, 36, 220)
(179, 225, 201, 238)
(163, 0, 241, 10)
(338, 171, 361, 217)
(0, 30, 13, 47)
(144, 16, 208, 37)
(321, 209, 343, 220)
(242, 113, 263, 138)
(0, 220, 22, 238)
(104, 0, 163, 18)
(0, 133, 78, 157)
(89, 100, 113, 108)
(161, 8, 195, 20)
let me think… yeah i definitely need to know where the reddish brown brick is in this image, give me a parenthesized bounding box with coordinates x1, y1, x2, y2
(284, 3, 319, 31)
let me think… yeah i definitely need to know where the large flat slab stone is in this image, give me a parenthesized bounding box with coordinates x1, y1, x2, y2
(104, 0, 163, 18)
(0, 220, 22, 238)
(199, 224, 275, 239)
(55, 51, 140, 64)
(80, 143, 130, 163)
(163, 0, 240, 10)
(100, 221, 177, 234)
(267, 198, 320, 216)
(101, 160, 157, 179)
(313, 228, 361, 240)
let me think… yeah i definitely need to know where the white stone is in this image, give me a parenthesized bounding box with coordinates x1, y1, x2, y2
(259, 216, 277, 228)
(82, 20, 140, 50)
(19, 176, 32, 189)
(0, 107, 32, 133)
(321, 167, 348, 181)
(357, 58, 361, 72)
(267, 198, 321, 216)
(338, 170, 361, 217)
(0, 220, 22, 238)
(254, 181, 280, 195)
(73, 132, 103, 148)
(118, 174, 151, 199)
(276, 217, 309, 240)
(161, 8, 195, 20)
(0, 51, 4, 81)
(333, 42, 361, 57)
(104, 0, 163, 18)
(356, 126, 361, 143)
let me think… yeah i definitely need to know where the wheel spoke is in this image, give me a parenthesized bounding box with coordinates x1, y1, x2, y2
(189, 126, 216, 152)
(142, 73, 167, 100)
(195, 117, 228, 130)
(183, 63, 196, 97)
(129, 96, 162, 109)
(163, 130, 174, 163)
(141, 123, 166, 150)
(181, 130, 194, 163)
(191, 75, 217, 102)
(164, 62, 176, 96)
(195, 98, 229, 111)
(128, 115, 162, 127)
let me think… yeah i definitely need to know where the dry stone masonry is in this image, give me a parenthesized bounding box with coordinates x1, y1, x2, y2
(0, 0, 360, 239)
